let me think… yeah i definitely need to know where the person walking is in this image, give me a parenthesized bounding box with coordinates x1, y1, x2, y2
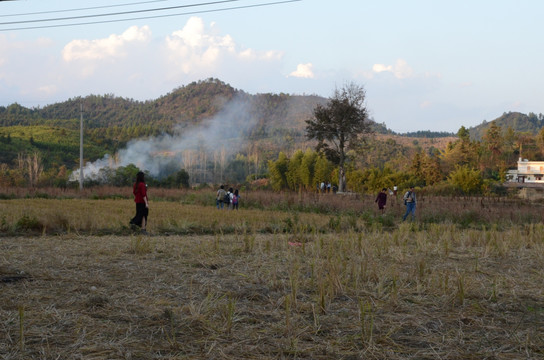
(375, 188, 387, 214)
(130, 171, 149, 234)
(402, 186, 417, 221)
(216, 185, 227, 209)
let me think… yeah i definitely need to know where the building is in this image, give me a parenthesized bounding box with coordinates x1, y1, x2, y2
(506, 158, 544, 183)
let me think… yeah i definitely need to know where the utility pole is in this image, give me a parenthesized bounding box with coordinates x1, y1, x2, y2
(79, 102, 84, 190)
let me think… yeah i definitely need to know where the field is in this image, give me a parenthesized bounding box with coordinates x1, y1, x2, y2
(1, 189, 544, 359)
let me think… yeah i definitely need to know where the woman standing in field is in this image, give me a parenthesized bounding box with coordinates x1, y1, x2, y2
(375, 188, 387, 214)
(130, 171, 149, 234)
(232, 189, 240, 210)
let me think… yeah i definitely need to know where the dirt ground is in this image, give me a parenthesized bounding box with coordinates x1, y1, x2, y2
(1, 232, 543, 359)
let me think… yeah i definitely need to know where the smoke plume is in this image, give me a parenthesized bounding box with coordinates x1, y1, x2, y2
(70, 96, 258, 183)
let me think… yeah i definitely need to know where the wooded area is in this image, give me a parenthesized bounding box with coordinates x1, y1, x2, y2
(0, 78, 542, 194)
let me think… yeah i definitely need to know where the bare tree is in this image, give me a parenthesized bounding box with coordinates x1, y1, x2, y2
(220, 146, 227, 183)
(26, 152, 43, 187)
(182, 150, 195, 184)
(306, 82, 372, 192)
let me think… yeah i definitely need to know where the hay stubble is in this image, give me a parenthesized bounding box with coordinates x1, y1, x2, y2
(1, 227, 544, 359)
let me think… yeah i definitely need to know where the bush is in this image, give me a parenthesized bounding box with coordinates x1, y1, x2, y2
(448, 165, 483, 195)
(15, 214, 42, 232)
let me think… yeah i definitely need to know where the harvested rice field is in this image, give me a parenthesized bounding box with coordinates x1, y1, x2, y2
(1, 227, 543, 359)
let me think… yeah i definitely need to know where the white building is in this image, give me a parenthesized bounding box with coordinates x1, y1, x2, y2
(506, 158, 544, 183)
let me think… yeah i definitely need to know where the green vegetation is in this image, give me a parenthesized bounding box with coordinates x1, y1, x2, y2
(0, 78, 543, 196)
(3, 81, 544, 359)
(469, 111, 544, 140)
(306, 82, 372, 192)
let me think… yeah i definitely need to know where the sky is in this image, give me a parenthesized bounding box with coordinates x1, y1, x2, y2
(0, 0, 542, 133)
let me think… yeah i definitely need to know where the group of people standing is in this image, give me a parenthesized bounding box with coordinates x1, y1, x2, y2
(374, 185, 417, 221)
(128, 174, 243, 235)
(319, 181, 332, 193)
(128, 171, 418, 237)
(216, 185, 240, 210)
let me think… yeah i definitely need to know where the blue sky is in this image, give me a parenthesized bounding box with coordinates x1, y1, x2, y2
(0, 0, 542, 132)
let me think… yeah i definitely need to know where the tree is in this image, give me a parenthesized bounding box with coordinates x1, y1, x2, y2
(448, 165, 483, 194)
(299, 148, 317, 190)
(268, 152, 289, 191)
(27, 152, 43, 188)
(420, 153, 443, 185)
(306, 82, 372, 192)
(313, 153, 333, 185)
(482, 122, 503, 168)
(286, 150, 304, 190)
(441, 126, 479, 174)
(159, 169, 190, 188)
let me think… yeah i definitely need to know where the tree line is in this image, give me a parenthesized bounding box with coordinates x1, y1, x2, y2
(0, 80, 541, 194)
(269, 82, 543, 196)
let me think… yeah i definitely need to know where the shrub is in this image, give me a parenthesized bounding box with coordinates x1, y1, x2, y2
(448, 165, 483, 195)
(15, 214, 42, 232)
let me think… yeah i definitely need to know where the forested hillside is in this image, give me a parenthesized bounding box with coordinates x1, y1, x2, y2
(0, 79, 328, 186)
(1, 78, 541, 194)
(469, 111, 544, 140)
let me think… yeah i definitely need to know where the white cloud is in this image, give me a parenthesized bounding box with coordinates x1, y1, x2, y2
(372, 64, 393, 73)
(511, 101, 523, 108)
(372, 59, 414, 79)
(289, 63, 315, 78)
(36, 85, 58, 96)
(0, 17, 287, 106)
(164, 17, 282, 75)
(62, 25, 151, 61)
(165, 17, 235, 73)
(420, 100, 432, 109)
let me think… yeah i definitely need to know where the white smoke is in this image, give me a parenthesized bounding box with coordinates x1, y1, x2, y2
(70, 95, 258, 183)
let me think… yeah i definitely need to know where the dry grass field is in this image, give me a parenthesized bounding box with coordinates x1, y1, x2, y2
(2, 229, 544, 359)
(1, 189, 544, 359)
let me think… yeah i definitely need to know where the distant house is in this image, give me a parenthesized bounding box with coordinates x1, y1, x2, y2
(506, 158, 544, 183)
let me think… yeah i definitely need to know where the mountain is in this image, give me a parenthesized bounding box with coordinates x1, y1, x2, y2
(468, 111, 544, 140)
(0, 78, 456, 182)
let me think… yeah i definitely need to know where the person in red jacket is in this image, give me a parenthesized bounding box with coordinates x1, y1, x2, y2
(130, 171, 149, 234)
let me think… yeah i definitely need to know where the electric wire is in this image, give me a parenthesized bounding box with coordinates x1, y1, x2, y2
(0, 0, 301, 32)
(0, 0, 240, 25)
(0, 0, 169, 18)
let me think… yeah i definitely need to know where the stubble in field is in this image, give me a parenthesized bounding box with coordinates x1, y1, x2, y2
(1, 225, 543, 359)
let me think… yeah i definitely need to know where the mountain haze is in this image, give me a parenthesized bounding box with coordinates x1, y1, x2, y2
(468, 111, 544, 140)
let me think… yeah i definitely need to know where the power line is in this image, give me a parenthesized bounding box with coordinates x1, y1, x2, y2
(0, 0, 240, 25)
(0, 0, 301, 32)
(0, 0, 169, 18)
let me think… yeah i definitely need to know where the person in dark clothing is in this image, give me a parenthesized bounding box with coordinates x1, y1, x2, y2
(130, 171, 149, 234)
(375, 187, 387, 214)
